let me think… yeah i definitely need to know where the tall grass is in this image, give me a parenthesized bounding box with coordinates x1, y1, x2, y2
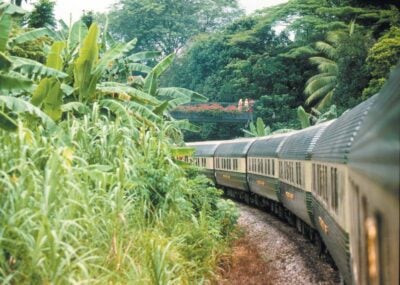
(0, 106, 238, 284)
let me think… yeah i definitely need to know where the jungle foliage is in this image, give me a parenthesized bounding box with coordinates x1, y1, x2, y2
(108, 0, 244, 55)
(161, 0, 400, 140)
(0, 1, 238, 283)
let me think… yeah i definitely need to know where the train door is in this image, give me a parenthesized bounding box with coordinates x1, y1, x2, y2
(349, 179, 385, 285)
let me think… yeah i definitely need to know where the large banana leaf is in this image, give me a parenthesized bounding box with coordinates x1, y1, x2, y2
(0, 95, 55, 129)
(46, 41, 65, 71)
(31, 78, 63, 121)
(0, 111, 18, 131)
(157, 87, 208, 102)
(0, 71, 32, 92)
(125, 51, 161, 62)
(101, 16, 109, 51)
(0, 13, 11, 52)
(10, 27, 54, 46)
(11, 56, 68, 79)
(60, 83, 74, 96)
(297, 106, 310, 129)
(143, 71, 157, 96)
(169, 96, 192, 107)
(152, 101, 169, 115)
(68, 20, 88, 52)
(42, 82, 63, 121)
(100, 99, 134, 128)
(170, 119, 200, 132)
(73, 24, 99, 102)
(61, 102, 90, 114)
(0, 51, 12, 71)
(93, 38, 137, 78)
(150, 53, 175, 77)
(97, 83, 161, 105)
(127, 100, 161, 124)
(1, 2, 25, 15)
(127, 63, 152, 74)
(142, 53, 175, 97)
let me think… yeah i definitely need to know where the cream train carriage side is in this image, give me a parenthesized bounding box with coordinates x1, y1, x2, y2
(347, 66, 399, 285)
(311, 94, 379, 285)
(185, 141, 222, 182)
(184, 65, 399, 285)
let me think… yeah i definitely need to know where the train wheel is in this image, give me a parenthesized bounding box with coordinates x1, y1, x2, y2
(315, 234, 324, 258)
(296, 218, 302, 233)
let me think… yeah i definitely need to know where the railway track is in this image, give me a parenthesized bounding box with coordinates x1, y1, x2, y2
(222, 201, 341, 285)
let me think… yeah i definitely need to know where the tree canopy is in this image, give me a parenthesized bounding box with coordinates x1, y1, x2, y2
(108, 0, 243, 54)
(162, 0, 400, 140)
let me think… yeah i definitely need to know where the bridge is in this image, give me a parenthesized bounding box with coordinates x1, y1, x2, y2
(170, 102, 254, 123)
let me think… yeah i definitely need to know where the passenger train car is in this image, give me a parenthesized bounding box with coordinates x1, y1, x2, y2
(184, 66, 399, 285)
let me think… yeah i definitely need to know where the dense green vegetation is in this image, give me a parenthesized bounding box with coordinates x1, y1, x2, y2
(1, 0, 399, 282)
(0, 1, 238, 283)
(161, 0, 400, 140)
(108, 0, 243, 55)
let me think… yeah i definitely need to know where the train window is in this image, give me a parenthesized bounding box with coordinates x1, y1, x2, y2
(312, 164, 315, 192)
(272, 159, 275, 176)
(290, 162, 294, 183)
(279, 161, 282, 178)
(365, 214, 382, 285)
(299, 163, 302, 186)
(331, 168, 338, 212)
(324, 166, 327, 199)
(318, 165, 322, 196)
(267, 159, 270, 176)
(233, 159, 238, 171)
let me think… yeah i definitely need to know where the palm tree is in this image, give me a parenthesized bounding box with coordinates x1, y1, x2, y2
(305, 21, 356, 110)
(304, 38, 338, 110)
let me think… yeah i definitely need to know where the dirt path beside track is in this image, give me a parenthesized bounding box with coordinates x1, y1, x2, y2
(217, 202, 341, 285)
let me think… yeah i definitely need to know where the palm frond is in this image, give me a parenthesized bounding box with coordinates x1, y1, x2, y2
(305, 83, 336, 106)
(316, 90, 334, 110)
(315, 41, 336, 59)
(305, 75, 336, 95)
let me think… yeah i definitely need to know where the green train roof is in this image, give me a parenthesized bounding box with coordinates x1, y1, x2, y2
(215, 138, 256, 157)
(186, 141, 223, 157)
(278, 121, 333, 160)
(312, 94, 378, 163)
(247, 133, 292, 157)
(348, 65, 400, 196)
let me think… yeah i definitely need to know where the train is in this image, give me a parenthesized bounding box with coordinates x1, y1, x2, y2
(184, 65, 399, 285)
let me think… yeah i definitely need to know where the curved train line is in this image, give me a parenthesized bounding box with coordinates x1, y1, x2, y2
(184, 66, 399, 285)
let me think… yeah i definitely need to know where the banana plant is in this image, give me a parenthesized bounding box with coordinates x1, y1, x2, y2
(297, 105, 337, 129)
(242, 117, 271, 137)
(73, 23, 137, 103)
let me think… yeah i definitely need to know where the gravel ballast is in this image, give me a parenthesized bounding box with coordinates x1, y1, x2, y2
(218, 202, 341, 285)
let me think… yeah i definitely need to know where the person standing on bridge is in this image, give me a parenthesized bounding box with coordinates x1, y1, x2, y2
(244, 98, 249, 111)
(238, 99, 243, 111)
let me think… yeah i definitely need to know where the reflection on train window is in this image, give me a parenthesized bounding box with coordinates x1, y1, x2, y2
(365, 214, 382, 285)
(313, 163, 340, 214)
